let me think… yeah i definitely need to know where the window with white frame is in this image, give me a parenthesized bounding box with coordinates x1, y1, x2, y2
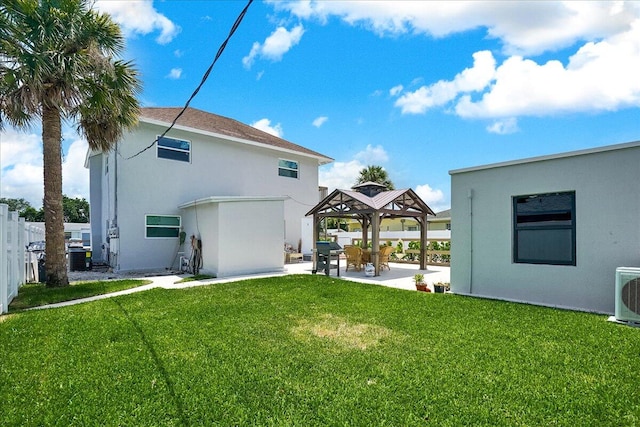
(513, 191, 576, 266)
(157, 136, 191, 163)
(278, 159, 298, 178)
(145, 215, 181, 238)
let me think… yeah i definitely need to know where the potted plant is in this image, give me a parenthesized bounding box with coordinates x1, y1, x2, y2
(434, 281, 450, 293)
(414, 273, 430, 292)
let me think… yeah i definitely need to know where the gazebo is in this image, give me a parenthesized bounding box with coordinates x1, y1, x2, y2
(306, 182, 436, 276)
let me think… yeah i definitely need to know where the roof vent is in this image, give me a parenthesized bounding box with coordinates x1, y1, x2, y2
(352, 181, 386, 197)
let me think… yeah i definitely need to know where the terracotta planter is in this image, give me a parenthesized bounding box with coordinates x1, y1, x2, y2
(415, 283, 430, 292)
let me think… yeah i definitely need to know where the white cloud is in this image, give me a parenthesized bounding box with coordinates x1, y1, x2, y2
(270, 1, 639, 56)
(312, 116, 328, 128)
(319, 145, 389, 192)
(355, 144, 389, 164)
(1, 128, 90, 208)
(1, 128, 41, 167)
(251, 118, 284, 138)
(319, 159, 447, 211)
(271, 2, 640, 123)
(94, 1, 181, 44)
(166, 68, 182, 79)
(319, 160, 363, 192)
(391, 19, 640, 120)
(243, 43, 261, 69)
(243, 25, 305, 69)
(61, 138, 90, 201)
(2, 163, 44, 208)
(456, 22, 640, 118)
(1, 129, 43, 206)
(415, 183, 446, 211)
(487, 118, 519, 135)
(395, 50, 496, 114)
(317, 145, 448, 209)
(389, 85, 404, 97)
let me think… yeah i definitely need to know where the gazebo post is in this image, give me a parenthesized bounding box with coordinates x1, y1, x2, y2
(419, 213, 428, 270)
(313, 213, 320, 253)
(372, 213, 380, 276)
(362, 215, 369, 249)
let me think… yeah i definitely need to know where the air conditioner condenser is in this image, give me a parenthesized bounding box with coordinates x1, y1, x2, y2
(615, 267, 640, 324)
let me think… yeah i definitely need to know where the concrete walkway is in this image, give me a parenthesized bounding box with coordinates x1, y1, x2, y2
(29, 262, 450, 311)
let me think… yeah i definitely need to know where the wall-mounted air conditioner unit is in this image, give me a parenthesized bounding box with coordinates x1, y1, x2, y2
(615, 267, 640, 324)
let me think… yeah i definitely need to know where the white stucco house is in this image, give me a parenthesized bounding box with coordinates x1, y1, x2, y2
(86, 107, 332, 276)
(450, 140, 640, 314)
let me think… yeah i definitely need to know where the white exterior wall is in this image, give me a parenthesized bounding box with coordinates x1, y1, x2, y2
(180, 198, 285, 277)
(451, 142, 640, 314)
(90, 121, 321, 272)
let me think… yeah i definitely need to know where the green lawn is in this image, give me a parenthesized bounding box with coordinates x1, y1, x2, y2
(8, 279, 152, 311)
(1, 274, 638, 426)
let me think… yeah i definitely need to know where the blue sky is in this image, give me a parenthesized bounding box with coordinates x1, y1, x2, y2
(2, 1, 640, 212)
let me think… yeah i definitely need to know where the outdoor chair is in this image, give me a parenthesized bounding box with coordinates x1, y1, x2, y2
(345, 246, 363, 272)
(379, 245, 393, 271)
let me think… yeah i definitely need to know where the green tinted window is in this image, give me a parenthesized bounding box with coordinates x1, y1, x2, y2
(146, 215, 181, 227)
(146, 227, 180, 238)
(278, 159, 298, 178)
(145, 215, 181, 239)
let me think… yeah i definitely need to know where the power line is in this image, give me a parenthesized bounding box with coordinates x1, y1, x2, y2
(126, 0, 254, 160)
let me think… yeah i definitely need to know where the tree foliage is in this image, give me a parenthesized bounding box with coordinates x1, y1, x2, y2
(0, 198, 43, 221)
(355, 165, 395, 190)
(0, 196, 89, 223)
(0, 197, 32, 213)
(0, 0, 140, 287)
(326, 218, 348, 231)
(62, 196, 90, 223)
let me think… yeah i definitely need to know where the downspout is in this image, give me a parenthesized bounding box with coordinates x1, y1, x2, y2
(114, 141, 118, 229)
(112, 142, 119, 270)
(468, 188, 473, 294)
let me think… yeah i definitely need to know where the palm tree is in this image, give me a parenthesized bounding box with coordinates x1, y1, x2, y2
(355, 165, 395, 190)
(0, 0, 140, 287)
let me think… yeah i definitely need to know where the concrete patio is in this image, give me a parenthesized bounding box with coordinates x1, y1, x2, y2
(284, 261, 450, 292)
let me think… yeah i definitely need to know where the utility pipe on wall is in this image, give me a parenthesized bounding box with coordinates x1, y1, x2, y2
(468, 188, 474, 294)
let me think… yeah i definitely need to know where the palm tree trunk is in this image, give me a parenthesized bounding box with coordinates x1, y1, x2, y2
(42, 104, 69, 287)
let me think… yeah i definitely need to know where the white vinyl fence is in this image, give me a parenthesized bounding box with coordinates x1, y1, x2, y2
(0, 203, 35, 314)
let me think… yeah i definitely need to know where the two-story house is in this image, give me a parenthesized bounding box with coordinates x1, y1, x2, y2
(86, 107, 332, 276)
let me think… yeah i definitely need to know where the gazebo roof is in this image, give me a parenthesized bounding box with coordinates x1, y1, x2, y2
(306, 188, 435, 219)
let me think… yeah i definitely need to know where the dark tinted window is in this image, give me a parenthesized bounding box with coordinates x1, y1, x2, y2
(157, 136, 190, 162)
(513, 192, 576, 265)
